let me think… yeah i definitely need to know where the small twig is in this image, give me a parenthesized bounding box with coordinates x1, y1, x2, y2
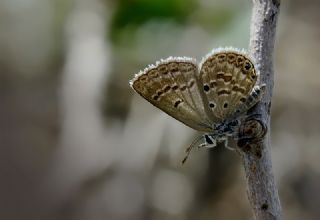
(237, 0, 282, 219)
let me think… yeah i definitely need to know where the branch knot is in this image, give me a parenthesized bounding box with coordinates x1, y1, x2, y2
(237, 114, 267, 157)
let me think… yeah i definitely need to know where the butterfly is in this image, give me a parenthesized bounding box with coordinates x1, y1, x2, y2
(129, 48, 265, 164)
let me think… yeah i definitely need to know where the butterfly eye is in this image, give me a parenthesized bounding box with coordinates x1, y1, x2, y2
(230, 120, 238, 126)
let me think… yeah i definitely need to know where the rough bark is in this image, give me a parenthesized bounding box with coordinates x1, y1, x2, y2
(237, 0, 282, 219)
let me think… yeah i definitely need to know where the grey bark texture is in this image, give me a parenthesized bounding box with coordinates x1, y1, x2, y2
(237, 0, 282, 219)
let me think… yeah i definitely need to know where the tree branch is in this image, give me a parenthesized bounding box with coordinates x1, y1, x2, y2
(237, 0, 282, 219)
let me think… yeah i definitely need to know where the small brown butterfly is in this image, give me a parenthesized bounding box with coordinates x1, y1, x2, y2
(130, 48, 265, 163)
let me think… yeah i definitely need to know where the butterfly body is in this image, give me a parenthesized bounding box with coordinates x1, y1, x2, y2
(130, 48, 265, 163)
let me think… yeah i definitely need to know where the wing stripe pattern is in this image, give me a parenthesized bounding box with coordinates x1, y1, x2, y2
(130, 48, 260, 132)
(130, 57, 212, 131)
(199, 49, 257, 122)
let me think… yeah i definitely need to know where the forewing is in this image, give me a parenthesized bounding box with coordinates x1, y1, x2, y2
(130, 57, 212, 132)
(198, 49, 257, 122)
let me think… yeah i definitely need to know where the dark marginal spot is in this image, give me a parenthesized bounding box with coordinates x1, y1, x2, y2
(169, 63, 179, 72)
(244, 61, 252, 70)
(251, 74, 256, 79)
(261, 203, 268, 211)
(217, 90, 231, 96)
(237, 56, 244, 63)
(149, 70, 159, 78)
(172, 84, 179, 91)
(204, 135, 214, 145)
(158, 65, 167, 72)
(174, 99, 183, 108)
(209, 102, 215, 108)
(227, 54, 236, 63)
(170, 66, 179, 73)
(159, 68, 169, 75)
(223, 102, 228, 108)
(139, 76, 147, 82)
(217, 54, 226, 62)
(203, 84, 210, 92)
(157, 91, 163, 96)
(163, 85, 171, 93)
(171, 68, 179, 73)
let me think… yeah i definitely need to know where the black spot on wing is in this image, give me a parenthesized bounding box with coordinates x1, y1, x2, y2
(174, 99, 183, 108)
(203, 84, 210, 92)
(172, 84, 179, 91)
(163, 85, 171, 93)
(209, 102, 215, 108)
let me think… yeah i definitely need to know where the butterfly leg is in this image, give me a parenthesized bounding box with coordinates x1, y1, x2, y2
(216, 120, 240, 151)
(200, 134, 217, 148)
(247, 84, 266, 108)
(224, 138, 236, 151)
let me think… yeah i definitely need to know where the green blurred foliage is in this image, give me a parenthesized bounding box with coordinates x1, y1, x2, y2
(110, 0, 196, 42)
(109, 0, 238, 45)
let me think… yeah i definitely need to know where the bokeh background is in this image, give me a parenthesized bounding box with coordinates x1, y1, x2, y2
(1, 0, 320, 219)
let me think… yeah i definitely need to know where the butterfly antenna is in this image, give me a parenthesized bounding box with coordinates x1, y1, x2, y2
(181, 135, 203, 165)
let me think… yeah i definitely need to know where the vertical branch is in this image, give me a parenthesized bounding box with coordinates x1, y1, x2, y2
(238, 0, 282, 219)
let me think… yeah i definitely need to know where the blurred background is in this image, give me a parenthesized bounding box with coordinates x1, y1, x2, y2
(1, 0, 320, 219)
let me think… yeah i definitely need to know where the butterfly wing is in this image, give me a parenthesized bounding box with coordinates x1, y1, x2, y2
(198, 49, 258, 122)
(130, 57, 212, 132)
